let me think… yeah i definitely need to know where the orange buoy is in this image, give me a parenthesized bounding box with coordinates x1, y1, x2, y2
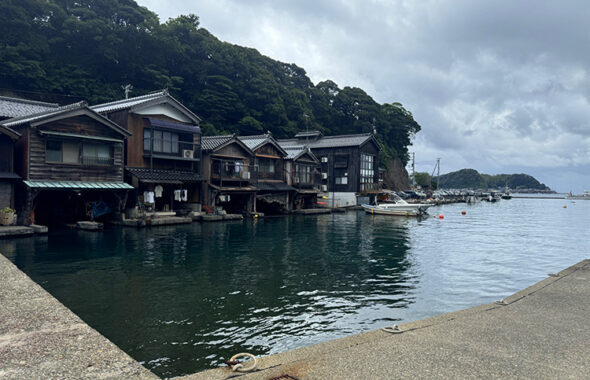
(439, 214, 444, 219)
(461, 211, 466, 215)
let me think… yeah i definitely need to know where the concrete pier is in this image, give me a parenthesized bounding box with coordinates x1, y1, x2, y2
(0, 254, 157, 380)
(183, 259, 590, 380)
(0, 226, 34, 238)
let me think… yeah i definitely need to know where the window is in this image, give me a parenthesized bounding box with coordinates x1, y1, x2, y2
(360, 153, 374, 184)
(256, 157, 280, 179)
(335, 177, 348, 185)
(46, 141, 80, 164)
(46, 140, 111, 165)
(46, 141, 62, 162)
(295, 164, 312, 183)
(62, 142, 79, 163)
(82, 143, 113, 165)
(143, 128, 180, 154)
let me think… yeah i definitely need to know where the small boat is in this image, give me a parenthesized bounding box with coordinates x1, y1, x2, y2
(566, 190, 590, 200)
(501, 193, 512, 200)
(362, 195, 431, 216)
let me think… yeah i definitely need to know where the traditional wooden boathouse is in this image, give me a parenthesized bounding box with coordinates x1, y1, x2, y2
(0, 101, 132, 226)
(92, 90, 203, 214)
(238, 133, 294, 214)
(278, 131, 382, 207)
(282, 146, 321, 210)
(201, 135, 257, 214)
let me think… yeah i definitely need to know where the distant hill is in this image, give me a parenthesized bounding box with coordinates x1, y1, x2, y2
(438, 169, 550, 191)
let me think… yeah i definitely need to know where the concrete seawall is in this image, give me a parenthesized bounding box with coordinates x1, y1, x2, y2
(0, 254, 157, 380)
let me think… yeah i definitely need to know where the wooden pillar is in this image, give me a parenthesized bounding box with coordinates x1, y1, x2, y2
(23, 188, 40, 226)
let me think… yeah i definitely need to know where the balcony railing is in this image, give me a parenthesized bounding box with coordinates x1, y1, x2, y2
(81, 156, 114, 166)
(143, 140, 201, 159)
(211, 160, 256, 182)
(360, 182, 383, 193)
(292, 171, 321, 189)
(257, 170, 284, 181)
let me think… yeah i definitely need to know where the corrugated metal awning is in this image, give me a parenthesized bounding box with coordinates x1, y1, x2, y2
(39, 131, 124, 143)
(23, 180, 133, 190)
(209, 184, 258, 192)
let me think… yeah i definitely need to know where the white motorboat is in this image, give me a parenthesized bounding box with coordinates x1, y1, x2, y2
(362, 195, 431, 216)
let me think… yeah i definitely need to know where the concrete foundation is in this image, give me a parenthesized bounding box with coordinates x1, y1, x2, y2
(0, 226, 34, 238)
(76, 221, 103, 231)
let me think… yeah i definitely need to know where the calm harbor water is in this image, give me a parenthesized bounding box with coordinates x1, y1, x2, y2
(1, 198, 589, 377)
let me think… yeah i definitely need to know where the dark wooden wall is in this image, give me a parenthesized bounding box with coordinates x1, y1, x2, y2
(0, 135, 14, 172)
(25, 115, 126, 182)
(312, 139, 380, 193)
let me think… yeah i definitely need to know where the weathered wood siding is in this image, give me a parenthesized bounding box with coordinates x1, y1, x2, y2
(27, 116, 125, 182)
(215, 142, 250, 159)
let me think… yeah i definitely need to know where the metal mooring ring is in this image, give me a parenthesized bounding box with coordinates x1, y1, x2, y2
(229, 352, 257, 372)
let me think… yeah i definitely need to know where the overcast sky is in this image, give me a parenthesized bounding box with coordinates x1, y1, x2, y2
(137, 0, 590, 192)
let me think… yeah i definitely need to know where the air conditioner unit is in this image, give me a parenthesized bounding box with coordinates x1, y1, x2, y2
(321, 157, 328, 163)
(321, 185, 328, 192)
(321, 172, 328, 179)
(183, 149, 194, 158)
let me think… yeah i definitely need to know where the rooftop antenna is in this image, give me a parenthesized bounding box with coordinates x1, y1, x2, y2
(122, 84, 133, 99)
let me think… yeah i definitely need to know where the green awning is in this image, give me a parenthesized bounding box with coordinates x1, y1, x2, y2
(23, 180, 133, 190)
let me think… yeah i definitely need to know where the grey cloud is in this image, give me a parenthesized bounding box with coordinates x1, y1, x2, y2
(137, 0, 590, 192)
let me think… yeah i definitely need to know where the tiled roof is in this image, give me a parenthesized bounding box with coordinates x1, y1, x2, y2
(91, 90, 201, 123)
(278, 133, 377, 149)
(1, 101, 87, 128)
(282, 146, 318, 162)
(126, 167, 203, 183)
(238, 133, 287, 156)
(294, 130, 323, 139)
(91, 90, 168, 113)
(0, 96, 59, 119)
(0, 102, 130, 136)
(238, 134, 271, 151)
(202, 135, 234, 151)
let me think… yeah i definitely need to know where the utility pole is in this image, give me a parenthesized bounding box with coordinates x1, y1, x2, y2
(122, 84, 133, 99)
(437, 157, 440, 190)
(411, 152, 415, 189)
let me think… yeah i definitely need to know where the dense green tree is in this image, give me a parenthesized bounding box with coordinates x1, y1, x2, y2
(0, 0, 421, 165)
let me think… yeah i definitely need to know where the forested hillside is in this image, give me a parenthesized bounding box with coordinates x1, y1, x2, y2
(0, 0, 421, 166)
(438, 169, 550, 190)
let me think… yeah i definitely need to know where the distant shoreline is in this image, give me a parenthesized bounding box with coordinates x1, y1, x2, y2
(511, 193, 567, 199)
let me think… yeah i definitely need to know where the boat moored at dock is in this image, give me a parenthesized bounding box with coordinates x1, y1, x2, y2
(362, 195, 431, 216)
